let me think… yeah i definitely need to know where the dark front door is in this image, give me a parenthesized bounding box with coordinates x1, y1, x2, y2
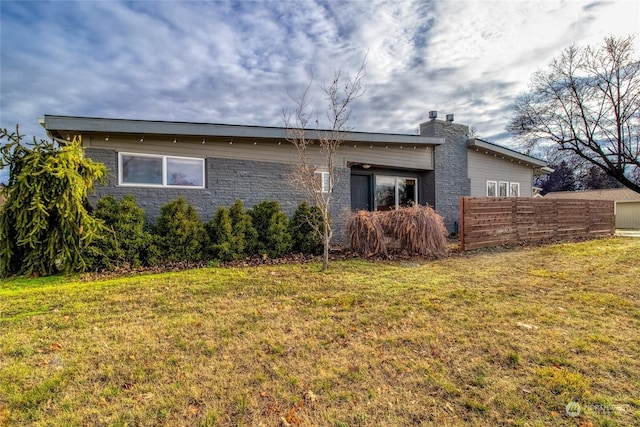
(351, 174, 372, 211)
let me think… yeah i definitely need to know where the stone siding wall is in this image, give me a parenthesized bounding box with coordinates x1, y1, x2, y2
(86, 148, 351, 243)
(419, 120, 471, 232)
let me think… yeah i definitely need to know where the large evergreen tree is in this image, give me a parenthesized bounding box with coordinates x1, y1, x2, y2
(0, 126, 106, 277)
(537, 160, 577, 194)
(578, 165, 623, 190)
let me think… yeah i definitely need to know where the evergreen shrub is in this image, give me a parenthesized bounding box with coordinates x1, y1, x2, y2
(154, 197, 207, 263)
(207, 199, 258, 261)
(207, 207, 235, 262)
(290, 202, 323, 255)
(248, 201, 292, 258)
(229, 199, 258, 257)
(87, 195, 157, 270)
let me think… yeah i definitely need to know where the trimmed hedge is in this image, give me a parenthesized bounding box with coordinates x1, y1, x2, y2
(154, 197, 208, 263)
(85, 197, 328, 270)
(248, 201, 292, 258)
(290, 201, 323, 256)
(87, 195, 157, 270)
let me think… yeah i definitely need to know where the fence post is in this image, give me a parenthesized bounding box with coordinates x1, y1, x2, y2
(512, 198, 518, 243)
(459, 197, 465, 251)
(552, 199, 559, 238)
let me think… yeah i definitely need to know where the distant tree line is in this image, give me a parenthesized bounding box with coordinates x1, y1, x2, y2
(535, 156, 623, 195)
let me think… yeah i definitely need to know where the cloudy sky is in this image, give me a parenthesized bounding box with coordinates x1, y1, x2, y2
(1, 0, 639, 149)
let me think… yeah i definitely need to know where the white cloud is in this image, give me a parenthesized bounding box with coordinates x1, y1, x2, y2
(402, 0, 640, 142)
(0, 0, 638, 155)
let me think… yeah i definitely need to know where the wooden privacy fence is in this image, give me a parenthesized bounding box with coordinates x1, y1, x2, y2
(459, 197, 615, 251)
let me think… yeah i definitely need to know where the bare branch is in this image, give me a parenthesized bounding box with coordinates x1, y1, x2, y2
(284, 56, 367, 269)
(507, 35, 640, 193)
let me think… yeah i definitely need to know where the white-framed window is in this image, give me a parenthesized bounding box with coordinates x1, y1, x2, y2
(498, 181, 508, 197)
(315, 171, 330, 193)
(118, 152, 205, 188)
(375, 175, 418, 210)
(510, 182, 520, 197)
(487, 180, 521, 197)
(486, 180, 497, 197)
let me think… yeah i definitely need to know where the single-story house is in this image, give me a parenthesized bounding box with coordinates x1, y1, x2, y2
(545, 188, 640, 229)
(41, 113, 550, 240)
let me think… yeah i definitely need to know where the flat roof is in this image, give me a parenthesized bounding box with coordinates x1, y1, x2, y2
(42, 115, 444, 146)
(467, 138, 547, 168)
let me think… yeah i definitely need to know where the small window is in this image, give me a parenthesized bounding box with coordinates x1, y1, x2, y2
(498, 181, 508, 197)
(119, 153, 204, 188)
(315, 171, 330, 193)
(510, 182, 520, 197)
(486, 181, 497, 197)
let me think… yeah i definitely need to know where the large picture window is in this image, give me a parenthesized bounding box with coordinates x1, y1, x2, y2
(375, 175, 417, 210)
(119, 153, 205, 188)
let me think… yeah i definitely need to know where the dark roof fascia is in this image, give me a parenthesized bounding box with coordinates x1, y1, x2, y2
(43, 115, 444, 146)
(467, 138, 547, 168)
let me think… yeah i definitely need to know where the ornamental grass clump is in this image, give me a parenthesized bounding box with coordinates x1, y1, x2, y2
(348, 205, 447, 258)
(347, 210, 387, 257)
(384, 204, 448, 257)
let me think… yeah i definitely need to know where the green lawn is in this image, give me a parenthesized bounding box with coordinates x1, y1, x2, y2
(1, 238, 639, 426)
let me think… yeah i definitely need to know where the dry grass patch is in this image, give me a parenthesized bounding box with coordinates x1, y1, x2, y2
(1, 238, 639, 426)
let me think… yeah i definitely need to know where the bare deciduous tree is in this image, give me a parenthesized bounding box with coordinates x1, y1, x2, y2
(508, 35, 640, 193)
(284, 61, 366, 270)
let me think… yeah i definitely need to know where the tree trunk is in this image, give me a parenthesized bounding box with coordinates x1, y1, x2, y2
(322, 220, 329, 271)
